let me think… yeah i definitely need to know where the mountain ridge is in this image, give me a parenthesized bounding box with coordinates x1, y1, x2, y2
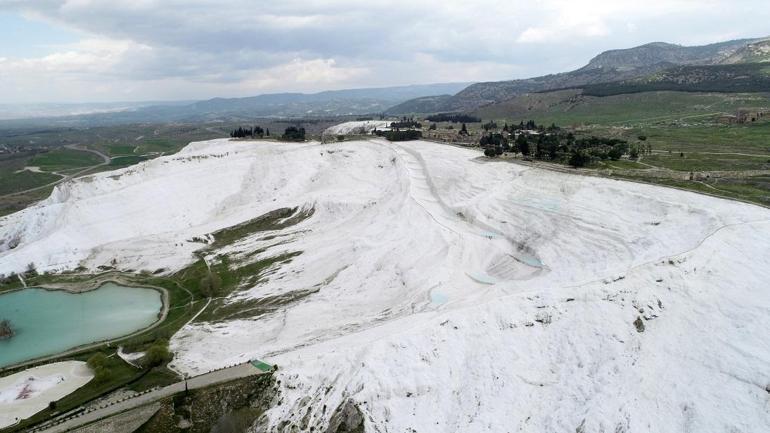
(0, 83, 473, 126)
(388, 37, 769, 114)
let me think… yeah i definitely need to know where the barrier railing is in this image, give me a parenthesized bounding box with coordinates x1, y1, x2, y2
(27, 359, 274, 432)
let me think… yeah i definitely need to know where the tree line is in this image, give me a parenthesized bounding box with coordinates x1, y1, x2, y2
(374, 129, 422, 141)
(281, 126, 306, 141)
(481, 121, 634, 167)
(390, 116, 422, 129)
(229, 125, 307, 141)
(425, 113, 481, 123)
(230, 126, 269, 138)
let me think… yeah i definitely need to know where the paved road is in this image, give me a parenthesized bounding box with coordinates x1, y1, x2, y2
(32, 363, 268, 433)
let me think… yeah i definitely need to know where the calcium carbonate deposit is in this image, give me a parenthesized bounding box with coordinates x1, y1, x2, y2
(1, 137, 769, 432)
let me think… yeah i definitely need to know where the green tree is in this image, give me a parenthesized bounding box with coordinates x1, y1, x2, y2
(629, 145, 640, 160)
(607, 142, 628, 160)
(281, 126, 306, 141)
(144, 341, 172, 367)
(87, 352, 111, 383)
(568, 150, 591, 167)
(516, 134, 530, 156)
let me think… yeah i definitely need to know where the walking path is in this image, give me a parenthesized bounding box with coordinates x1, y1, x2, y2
(31, 361, 271, 433)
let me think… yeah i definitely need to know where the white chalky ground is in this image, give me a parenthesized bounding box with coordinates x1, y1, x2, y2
(1, 137, 769, 432)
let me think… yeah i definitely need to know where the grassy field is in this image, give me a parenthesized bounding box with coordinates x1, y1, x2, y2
(106, 145, 137, 156)
(596, 159, 650, 170)
(575, 121, 770, 155)
(474, 90, 770, 127)
(0, 186, 53, 217)
(641, 152, 769, 171)
(109, 155, 148, 168)
(0, 169, 60, 196)
(465, 89, 770, 207)
(613, 174, 770, 207)
(29, 148, 103, 172)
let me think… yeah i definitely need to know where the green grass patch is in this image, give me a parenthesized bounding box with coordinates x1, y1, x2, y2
(194, 252, 304, 324)
(610, 173, 770, 207)
(210, 207, 314, 249)
(475, 90, 770, 127)
(631, 122, 770, 154)
(109, 155, 149, 168)
(29, 148, 103, 172)
(0, 170, 61, 196)
(599, 159, 650, 170)
(106, 145, 137, 156)
(0, 185, 53, 217)
(642, 153, 770, 171)
(703, 176, 770, 205)
(137, 138, 179, 154)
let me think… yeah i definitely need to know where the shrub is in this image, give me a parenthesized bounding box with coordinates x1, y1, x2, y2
(568, 150, 591, 167)
(144, 341, 172, 367)
(87, 352, 112, 383)
(281, 126, 306, 141)
(199, 271, 222, 297)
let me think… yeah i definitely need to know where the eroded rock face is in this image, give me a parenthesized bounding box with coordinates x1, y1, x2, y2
(325, 400, 364, 433)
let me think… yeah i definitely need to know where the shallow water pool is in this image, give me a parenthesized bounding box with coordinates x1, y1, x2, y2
(0, 282, 162, 368)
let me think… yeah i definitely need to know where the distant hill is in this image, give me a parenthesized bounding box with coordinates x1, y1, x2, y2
(384, 95, 453, 115)
(188, 83, 471, 116)
(582, 40, 754, 70)
(580, 63, 770, 96)
(720, 39, 770, 64)
(1, 83, 472, 127)
(389, 37, 766, 114)
(473, 89, 770, 126)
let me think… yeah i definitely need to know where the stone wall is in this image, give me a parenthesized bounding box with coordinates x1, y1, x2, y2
(135, 374, 274, 433)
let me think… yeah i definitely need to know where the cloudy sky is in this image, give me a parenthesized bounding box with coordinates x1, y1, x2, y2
(0, 0, 767, 103)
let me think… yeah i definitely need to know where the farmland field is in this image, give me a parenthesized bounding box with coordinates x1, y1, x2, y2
(29, 148, 103, 172)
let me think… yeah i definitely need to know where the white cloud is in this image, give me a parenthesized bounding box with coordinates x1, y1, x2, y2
(0, 0, 768, 102)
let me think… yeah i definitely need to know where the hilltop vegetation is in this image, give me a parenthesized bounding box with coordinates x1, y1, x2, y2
(385, 95, 454, 115)
(390, 37, 768, 114)
(581, 63, 770, 96)
(474, 90, 770, 126)
(720, 39, 770, 64)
